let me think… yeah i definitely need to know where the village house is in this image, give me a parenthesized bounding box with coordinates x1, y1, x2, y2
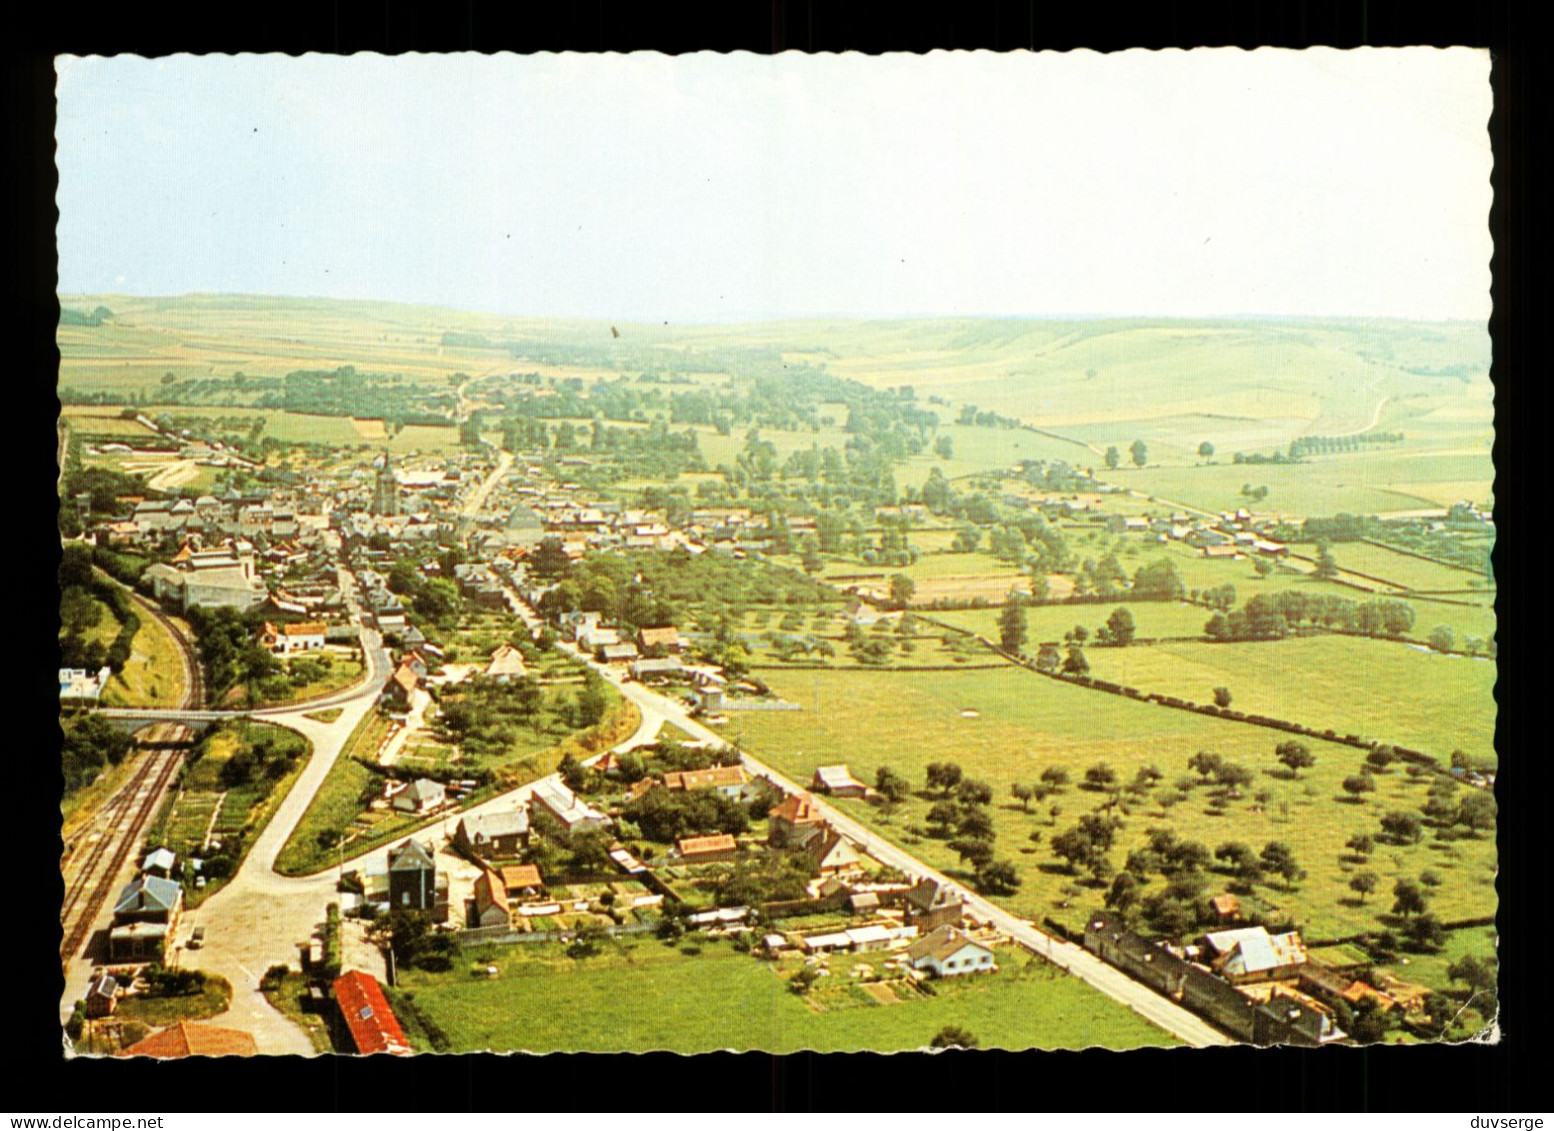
(496, 863, 545, 900)
(529, 779, 612, 838)
(59, 666, 113, 703)
(804, 828, 864, 878)
(454, 808, 531, 859)
(333, 971, 413, 1056)
(471, 869, 512, 928)
(259, 620, 328, 655)
(382, 660, 420, 712)
(390, 778, 446, 815)
(900, 877, 966, 932)
(767, 792, 827, 849)
(906, 925, 997, 978)
(1208, 893, 1243, 923)
(484, 643, 528, 682)
(663, 764, 751, 800)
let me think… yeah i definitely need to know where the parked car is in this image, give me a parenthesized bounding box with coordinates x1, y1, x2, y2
(188, 925, 206, 949)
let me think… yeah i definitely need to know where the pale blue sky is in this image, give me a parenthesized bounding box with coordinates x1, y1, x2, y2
(55, 50, 1491, 322)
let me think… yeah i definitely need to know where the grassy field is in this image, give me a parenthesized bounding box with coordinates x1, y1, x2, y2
(392, 936, 1177, 1052)
(1079, 636, 1497, 766)
(90, 591, 190, 709)
(1292, 541, 1493, 593)
(250, 652, 365, 709)
(726, 665, 1497, 957)
(927, 601, 1217, 644)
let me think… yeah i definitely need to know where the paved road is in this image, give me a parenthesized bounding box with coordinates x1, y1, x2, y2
(557, 638, 1232, 1048)
(461, 447, 514, 518)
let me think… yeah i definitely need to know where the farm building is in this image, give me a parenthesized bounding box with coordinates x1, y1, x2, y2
(674, 833, 739, 864)
(810, 764, 869, 798)
(333, 971, 413, 1056)
(1204, 926, 1309, 982)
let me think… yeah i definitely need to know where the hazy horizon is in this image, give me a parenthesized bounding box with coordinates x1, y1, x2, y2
(56, 289, 1492, 330)
(56, 50, 1492, 324)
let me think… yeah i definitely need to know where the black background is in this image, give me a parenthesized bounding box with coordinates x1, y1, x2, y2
(8, 0, 1535, 1112)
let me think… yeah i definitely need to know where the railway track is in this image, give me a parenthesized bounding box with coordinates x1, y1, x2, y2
(59, 729, 185, 969)
(121, 585, 204, 710)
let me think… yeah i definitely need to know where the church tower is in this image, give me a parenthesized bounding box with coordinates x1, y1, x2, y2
(372, 451, 401, 517)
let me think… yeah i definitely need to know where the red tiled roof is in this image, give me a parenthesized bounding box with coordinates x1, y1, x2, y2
(333, 970, 412, 1056)
(120, 1020, 257, 1058)
(769, 792, 822, 824)
(665, 765, 747, 791)
(677, 833, 737, 856)
(498, 864, 543, 890)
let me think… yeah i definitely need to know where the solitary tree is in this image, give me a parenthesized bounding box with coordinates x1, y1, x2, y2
(1104, 446, 1120, 470)
(1011, 782, 1035, 811)
(925, 762, 964, 795)
(1198, 441, 1215, 460)
(1062, 645, 1090, 675)
(1456, 790, 1497, 834)
(1428, 625, 1456, 653)
(1130, 439, 1148, 468)
(1348, 871, 1379, 903)
(977, 858, 1023, 895)
(1346, 832, 1375, 859)
(1275, 741, 1316, 777)
(889, 574, 916, 608)
(875, 766, 912, 805)
(1314, 541, 1339, 581)
(1365, 746, 1397, 774)
(1040, 766, 1071, 790)
(1103, 607, 1136, 647)
(930, 1025, 980, 1049)
(999, 599, 1028, 654)
(1380, 810, 1424, 844)
(1212, 686, 1233, 708)
(1341, 774, 1376, 801)
(1405, 912, 1447, 953)
(1260, 842, 1304, 889)
(1392, 877, 1429, 919)
(1084, 762, 1118, 790)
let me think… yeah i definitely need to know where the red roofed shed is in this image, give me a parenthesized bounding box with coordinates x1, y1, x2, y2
(333, 970, 412, 1055)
